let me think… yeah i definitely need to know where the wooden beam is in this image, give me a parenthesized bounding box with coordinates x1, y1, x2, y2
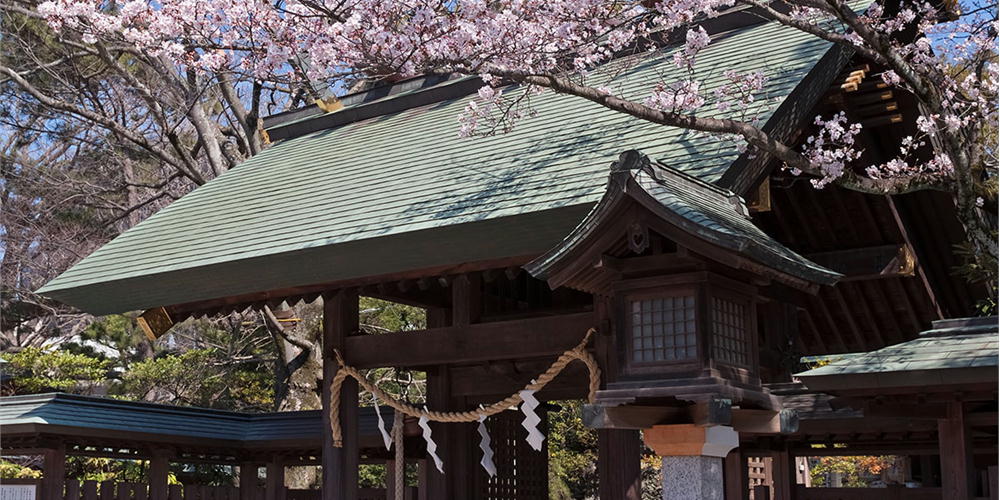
(885, 197, 944, 319)
(583, 400, 754, 430)
(805, 244, 915, 281)
(449, 359, 589, 400)
(594, 252, 703, 276)
(830, 398, 949, 419)
(938, 401, 974, 499)
(165, 254, 535, 319)
(732, 409, 798, 434)
(344, 312, 594, 368)
(583, 405, 686, 429)
(322, 290, 360, 500)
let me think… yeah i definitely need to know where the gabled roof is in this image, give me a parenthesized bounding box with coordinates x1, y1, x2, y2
(38, 16, 847, 315)
(0, 392, 386, 447)
(525, 150, 841, 290)
(794, 316, 999, 392)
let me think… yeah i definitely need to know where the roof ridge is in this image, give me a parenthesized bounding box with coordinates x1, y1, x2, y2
(261, 4, 785, 142)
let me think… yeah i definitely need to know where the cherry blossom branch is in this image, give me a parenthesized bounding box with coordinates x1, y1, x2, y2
(504, 70, 949, 194)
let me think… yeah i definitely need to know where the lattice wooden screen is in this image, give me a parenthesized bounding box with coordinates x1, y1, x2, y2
(748, 456, 773, 500)
(476, 408, 549, 500)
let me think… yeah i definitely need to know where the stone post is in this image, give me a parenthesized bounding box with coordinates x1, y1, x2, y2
(643, 424, 740, 500)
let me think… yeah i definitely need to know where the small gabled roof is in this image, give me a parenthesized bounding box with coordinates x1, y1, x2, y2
(526, 150, 841, 290)
(794, 316, 999, 392)
(37, 16, 847, 315)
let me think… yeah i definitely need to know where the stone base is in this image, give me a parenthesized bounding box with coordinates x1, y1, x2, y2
(662, 455, 724, 500)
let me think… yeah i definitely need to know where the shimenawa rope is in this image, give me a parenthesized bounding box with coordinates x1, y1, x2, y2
(329, 328, 600, 447)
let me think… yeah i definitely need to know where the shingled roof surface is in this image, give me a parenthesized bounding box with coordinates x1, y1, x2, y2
(526, 155, 841, 287)
(795, 316, 999, 391)
(0, 392, 384, 443)
(38, 17, 842, 314)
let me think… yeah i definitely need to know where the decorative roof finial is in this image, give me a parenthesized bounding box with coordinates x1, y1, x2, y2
(611, 149, 650, 172)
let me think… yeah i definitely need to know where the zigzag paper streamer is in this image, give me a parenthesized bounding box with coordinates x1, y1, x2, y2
(477, 415, 497, 477)
(419, 410, 444, 474)
(372, 396, 392, 451)
(519, 385, 545, 451)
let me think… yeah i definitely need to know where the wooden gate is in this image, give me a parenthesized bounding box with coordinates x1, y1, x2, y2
(475, 408, 549, 500)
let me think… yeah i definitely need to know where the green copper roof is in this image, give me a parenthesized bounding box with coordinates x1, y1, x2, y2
(0, 392, 385, 444)
(526, 151, 841, 288)
(38, 18, 843, 314)
(795, 317, 999, 391)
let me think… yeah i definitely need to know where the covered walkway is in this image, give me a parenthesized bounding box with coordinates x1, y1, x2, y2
(0, 393, 422, 500)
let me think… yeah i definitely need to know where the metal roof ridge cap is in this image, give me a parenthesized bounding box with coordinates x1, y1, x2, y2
(650, 159, 750, 218)
(18, 392, 259, 419)
(0, 392, 62, 404)
(262, 73, 460, 128)
(928, 315, 998, 331)
(266, 76, 484, 141)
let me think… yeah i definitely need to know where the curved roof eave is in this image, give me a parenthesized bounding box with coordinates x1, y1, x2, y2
(525, 150, 842, 289)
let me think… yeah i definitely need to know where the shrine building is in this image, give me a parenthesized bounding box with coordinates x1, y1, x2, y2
(19, 5, 998, 500)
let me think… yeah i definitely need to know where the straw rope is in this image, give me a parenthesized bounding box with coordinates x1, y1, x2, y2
(330, 328, 600, 447)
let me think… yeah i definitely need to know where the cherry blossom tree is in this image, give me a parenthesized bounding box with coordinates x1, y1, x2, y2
(1, 3, 327, 415)
(7, 0, 999, 293)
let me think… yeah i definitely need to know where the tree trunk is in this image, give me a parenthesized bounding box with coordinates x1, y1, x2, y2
(266, 302, 324, 489)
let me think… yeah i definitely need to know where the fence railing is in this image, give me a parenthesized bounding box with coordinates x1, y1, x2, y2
(0, 479, 415, 500)
(795, 485, 943, 500)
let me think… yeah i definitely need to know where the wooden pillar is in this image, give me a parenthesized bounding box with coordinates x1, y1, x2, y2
(239, 463, 259, 500)
(598, 429, 641, 500)
(424, 366, 456, 499)
(416, 459, 428, 500)
(41, 444, 66, 500)
(919, 454, 939, 486)
(451, 274, 481, 326)
(593, 294, 617, 384)
(385, 461, 397, 500)
(939, 401, 974, 499)
(987, 465, 997, 500)
(322, 290, 360, 500)
(423, 308, 449, 500)
(724, 449, 748, 500)
(423, 274, 480, 500)
(771, 447, 796, 500)
(452, 274, 480, 499)
(265, 460, 285, 500)
(148, 452, 170, 500)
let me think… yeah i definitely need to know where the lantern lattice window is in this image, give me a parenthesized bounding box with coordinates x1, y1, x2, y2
(629, 295, 697, 363)
(711, 297, 749, 367)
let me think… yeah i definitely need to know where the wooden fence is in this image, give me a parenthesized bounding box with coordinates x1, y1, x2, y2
(795, 486, 943, 500)
(0, 480, 418, 500)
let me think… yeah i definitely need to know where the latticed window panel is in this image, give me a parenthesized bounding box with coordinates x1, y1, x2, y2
(712, 297, 749, 366)
(629, 295, 697, 363)
(478, 409, 548, 500)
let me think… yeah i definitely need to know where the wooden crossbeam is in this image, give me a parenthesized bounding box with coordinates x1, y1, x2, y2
(806, 244, 916, 281)
(343, 312, 594, 368)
